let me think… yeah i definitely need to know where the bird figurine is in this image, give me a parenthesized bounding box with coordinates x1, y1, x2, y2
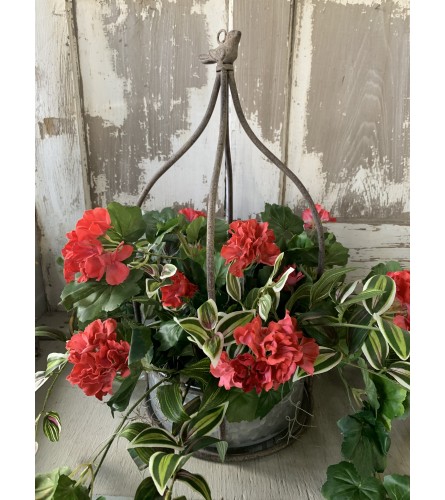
(199, 30, 241, 68)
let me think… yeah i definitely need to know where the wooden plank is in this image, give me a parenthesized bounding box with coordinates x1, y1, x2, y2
(230, 0, 293, 218)
(36, 313, 409, 499)
(35, 0, 90, 309)
(75, 0, 228, 213)
(285, 0, 409, 220)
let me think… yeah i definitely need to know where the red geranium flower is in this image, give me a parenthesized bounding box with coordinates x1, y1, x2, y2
(66, 319, 130, 400)
(302, 204, 336, 230)
(221, 219, 281, 277)
(61, 231, 103, 283)
(83, 242, 133, 285)
(75, 207, 111, 241)
(178, 207, 207, 222)
(387, 270, 410, 306)
(160, 271, 199, 308)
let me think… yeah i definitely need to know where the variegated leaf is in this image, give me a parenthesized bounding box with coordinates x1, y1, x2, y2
(45, 353, 68, 376)
(363, 275, 396, 315)
(176, 470, 212, 500)
(226, 271, 242, 302)
(175, 317, 210, 346)
(134, 477, 163, 500)
(160, 264, 177, 280)
(375, 316, 410, 361)
(128, 427, 181, 451)
(197, 299, 219, 331)
(340, 288, 385, 308)
(268, 252, 284, 283)
(272, 266, 295, 293)
(258, 294, 273, 321)
(293, 347, 343, 381)
(157, 384, 190, 424)
(35, 371, 49, 391)
(149, 452, 188, 496)
(285, 282, 312, 312)
(387, 361, 410, 390)
(335, 280, 359, 303)
(215, 310, 255, 339)
(202, 332, 224, 367)
(183, 403, 228, 443)
(120, 422, 154, 470)
(310, 267, 355, 306)
(361, 329, 389, 370)
(35, 326, 66, 342)
(43, 412, 61, 442)
(146, 279, 163, 299)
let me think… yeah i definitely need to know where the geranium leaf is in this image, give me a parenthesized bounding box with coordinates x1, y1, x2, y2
(370, 373, 407, 429)
(310, 267, 355, 306)
(260, 203, 304, 249)
(129, 326, 153, 369)
(186, 216, 206, 243)
(43, 412, 62, 442)
(134, 477, 163, 500)
(383, 474, 410, 500)
(293, 347, 343, 381)
(387, 361, 410, 390)
(321, 461, 386, 500)
(225, 388, 259, 422)
(226, 271, 242, 302)
(183, 403, 228, 442)
(107, 202, 146, 242)
(35, 467, 72, 500)
(338, 410, 390, 477)
(176, 317, 210, 346)
(128, 427, 181, 451)
(197, 299, 219, 331)
(106, 370, 141, 415)
(53, 474, 89, 500)
(363, 275, 396, 316)
(157, 383, 190, 424)
(375, 316, 410, 361)
(362, 330, 389, 370)
(155, 321, 187, 352)
(176, 469, 212, 500)
(149, 452, 188, 496)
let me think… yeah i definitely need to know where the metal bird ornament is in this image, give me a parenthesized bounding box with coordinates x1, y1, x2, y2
(199, 29, 241, 69)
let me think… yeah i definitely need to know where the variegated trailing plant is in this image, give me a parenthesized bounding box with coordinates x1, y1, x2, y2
(35, 202, 410, 499)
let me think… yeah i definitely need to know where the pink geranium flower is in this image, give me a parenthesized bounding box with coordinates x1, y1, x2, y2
(302, 204, 336, 230)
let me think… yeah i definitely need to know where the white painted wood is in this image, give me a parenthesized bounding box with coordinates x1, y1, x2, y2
(35, 0, 89, 308)
(36, 312, 409, 500)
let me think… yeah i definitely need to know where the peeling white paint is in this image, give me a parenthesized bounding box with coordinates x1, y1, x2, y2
(324, 0, 409, 18)
(190, 0, 229, 45)
(76, 0, 128, 127)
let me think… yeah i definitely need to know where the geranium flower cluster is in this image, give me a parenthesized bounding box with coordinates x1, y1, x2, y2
(62, 208, 134, 286)
(66, 318, 130, 400)
(221, 219, 281, 277)
(210, 312, 319, 394)
(160, 271, 199, 308)
(178, 207, 207, 221)
(387, 270, 410, 331)
(302, 203, 336, 229)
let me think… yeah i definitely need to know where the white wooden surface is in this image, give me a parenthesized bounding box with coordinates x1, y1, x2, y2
(36, 312, 409, 500)
(35, 0, 410, 310)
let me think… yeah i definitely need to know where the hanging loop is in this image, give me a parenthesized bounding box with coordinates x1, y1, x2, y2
(217, 29, 227, 43)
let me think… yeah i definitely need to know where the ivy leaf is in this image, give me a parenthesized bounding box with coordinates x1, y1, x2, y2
(260, 203, 304, 249)
(107, 202, 146, 242)
(321, 461, 386, 500)
(383, 474, 410, 500)
(338, 409, 390, 477)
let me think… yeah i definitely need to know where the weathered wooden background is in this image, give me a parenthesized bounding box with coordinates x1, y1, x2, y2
(36, 0, 410, 309)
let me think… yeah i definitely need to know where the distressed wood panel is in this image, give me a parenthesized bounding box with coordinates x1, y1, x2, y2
(36, 313, 409, 499)
(75, 0, 228, 213)
(35, 0, 90, 309)
(285, 0, 409, 220)
(230, 0, 292, 218)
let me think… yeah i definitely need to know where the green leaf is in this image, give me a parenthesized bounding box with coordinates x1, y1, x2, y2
(128, 427, 181, 451)
(357, 358, 379, 411)
(35, 326, 66, 342)
(383, 474, 410, 500)
(176, 317, 210, 346)
(310, 267, 354, 306)
(363, 275, 396, 316)
(370, 374, 407, 428)
(226, 271, 242, 302)
(183, 403, 228, 442)
(260, 203, 304, 249)
(346, 307, 374, 354)
(134, 477, 163, 500)
(157, 383, 190, 424)
(202, 332, 224, 367)
(285, 283, 312, 312)
(35, 467, 71, 500)
(244, 287, 261, 310)
(176, 469, 212, 500)
(225, 389, 259, 422)
(362, 330, 389, 370)
(43, 412, 62, 442)
(375, 316, 410, 361)
(107, 202, 146, 242)
(215, 310, 255, 340)
(143, 207, 177, 242)
(149, 452, 187, 496)
(364, 261, 404, 282)
(129, 326, 153, 369)
(200, 378, 230, 412)
(216, 440, 228, 462)
(52, 475, 89, 500)
(155, 321, 187, 352)
(186, 216, 206, 243)
(324, 236, 350, 267)
(387, 361, 410, 390)
(338, 410, 390, 477)
(106, 371, 141, 415)
(213, 218, 229, 248)
(180, 358, 212, 386)
(321, 461, 386, 500)
(293, 347, 343, 381)
(197, 299, 219, 331)
(258, 293, 273, 321)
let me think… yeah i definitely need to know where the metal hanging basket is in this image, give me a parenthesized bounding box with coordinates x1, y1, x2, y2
(140, 29, 326, 461)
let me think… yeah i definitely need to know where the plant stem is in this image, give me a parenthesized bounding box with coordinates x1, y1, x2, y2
(90, 376, 170, 486)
